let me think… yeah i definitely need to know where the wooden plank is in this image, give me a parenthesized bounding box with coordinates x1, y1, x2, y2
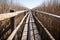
(0, 10, 27, 21)
(33, 23, 41, 40)
(30, 13, 34, 23)
(21, 14, 30, 40)
(21, 24, 28, 40)
(29, 13, 41, 40)
(30, 18, 34, 23)
(29, 23, 34, 40)
(25, 12, 34, 40)
(35, 34, 41, 40)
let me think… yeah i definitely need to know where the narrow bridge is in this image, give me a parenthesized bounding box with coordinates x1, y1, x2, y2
(0, 9, 60, 40)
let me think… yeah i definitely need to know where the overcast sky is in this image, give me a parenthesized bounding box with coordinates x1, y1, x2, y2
(9, 0, 60, 9)
(13, 0, 46, 9)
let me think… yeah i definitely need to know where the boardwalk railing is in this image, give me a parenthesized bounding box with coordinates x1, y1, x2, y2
(0, 10, 28, 21)
(32, 10, 60, 19)
(0, 10, 28, 40)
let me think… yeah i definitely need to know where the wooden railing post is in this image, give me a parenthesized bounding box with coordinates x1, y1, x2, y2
(10, 17, 15, 32)
(34, 11, 36, 16)
(10, 9, 15, 32)
(24, 12, 26, 16)
(10, 10, 17, 40)
(11, 17, 18, 40)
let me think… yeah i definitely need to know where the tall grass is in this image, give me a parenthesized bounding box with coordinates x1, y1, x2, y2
(34, 0, 60, 15)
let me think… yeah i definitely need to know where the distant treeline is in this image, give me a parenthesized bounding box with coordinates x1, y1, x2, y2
(0, 0, 28, 13)
(34, 0, 60, 15)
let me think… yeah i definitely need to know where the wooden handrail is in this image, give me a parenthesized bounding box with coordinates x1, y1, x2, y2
(32, 10, 60, 19)
(0, 10, 28, 21)
(7, 13, 29, 40)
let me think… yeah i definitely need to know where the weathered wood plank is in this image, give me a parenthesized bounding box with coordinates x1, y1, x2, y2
(29, 13, 41, 40)
(33, 23, 41, 40)
(0, 10, 27, 21)
(21, 13, 30, 40)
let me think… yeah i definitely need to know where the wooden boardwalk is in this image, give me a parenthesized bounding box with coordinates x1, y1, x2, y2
(1, 9, 60, 40)
(22, 12, 41, 40)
